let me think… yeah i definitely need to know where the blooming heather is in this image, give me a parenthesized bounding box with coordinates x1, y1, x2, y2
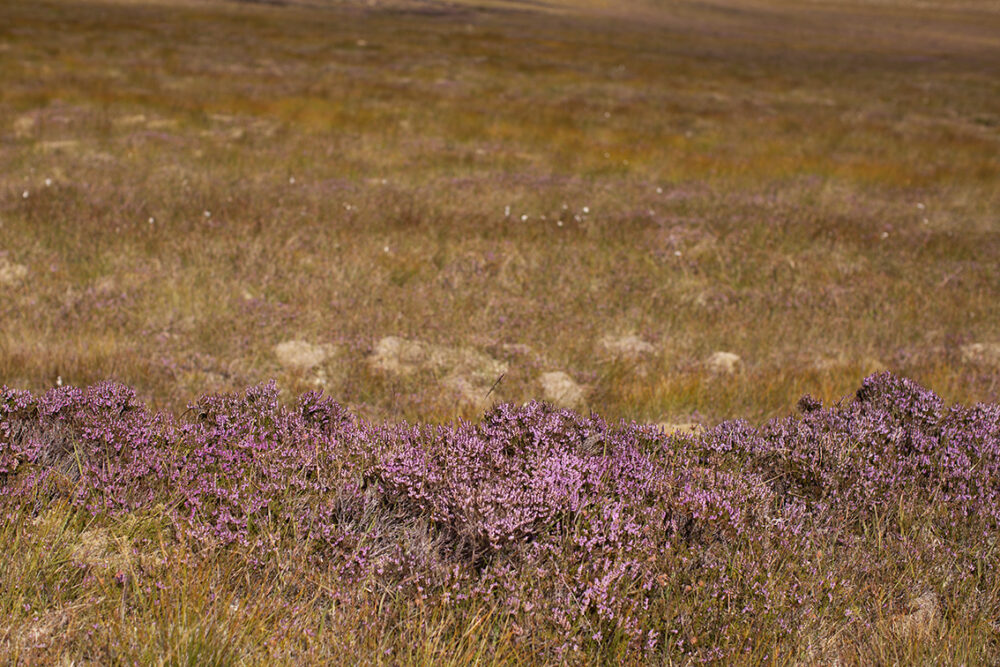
(2, 372, 998, 659)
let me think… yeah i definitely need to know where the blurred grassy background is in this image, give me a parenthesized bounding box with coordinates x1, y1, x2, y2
(1, 0, 998, 425)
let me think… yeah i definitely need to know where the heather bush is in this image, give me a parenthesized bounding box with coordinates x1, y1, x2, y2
(1, 382, 170, 515)
(2, 372, 998, 661)
(702, 372, 1000, 536)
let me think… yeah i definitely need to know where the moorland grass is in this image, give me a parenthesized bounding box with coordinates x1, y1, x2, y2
(1, 0, 1000, 662)
(1, 0, 998, 426)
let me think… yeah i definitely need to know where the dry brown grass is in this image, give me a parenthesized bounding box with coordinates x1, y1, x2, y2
(1, 0, 998, 432)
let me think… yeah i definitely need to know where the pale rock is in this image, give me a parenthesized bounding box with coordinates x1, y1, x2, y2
(539, 371, 586, 410)
(115, 114, 148, 126)
(369, 336, 431, 375)
(311, 367, 330, 389)
(70, 528, 113, 568)
(23, 611, 69, 651)
(66, 524, 161, 577)
(0, 259, 28, 286)
(274, 340, 332, 371)
(890, 591, 939, 641)
(146, 118, 179, 130)
(706, 351, 742, 374)
(12, 114, 35, 138)
(960, 342, 1000, 367)
(601, 334, 655, 360)
(369, 336, 508, 405)
(369, 336, 506, 377)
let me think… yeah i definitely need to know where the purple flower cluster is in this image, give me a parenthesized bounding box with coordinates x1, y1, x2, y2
(0, 382, 170, 515)
(703, 372, 1000, 533)
(2, 372, 998, 658)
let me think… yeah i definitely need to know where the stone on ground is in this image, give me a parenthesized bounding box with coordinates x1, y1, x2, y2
(0, 258, 28, 286)
(600, 334, 655, 360)
(274, 340, 332, 371)
(706, 351, 742, 374)
(369, 336, 428, 375)
(539, 371, 586, 410)
(960, 342, 1000, 367)
(891, 591, 939, 641)
(12, 114, 35, 137)
(369, 336, 508, 407)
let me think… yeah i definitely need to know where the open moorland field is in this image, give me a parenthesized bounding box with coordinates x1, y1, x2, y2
(2, 0, 1000, 423)
(2, 0, 999, 663)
